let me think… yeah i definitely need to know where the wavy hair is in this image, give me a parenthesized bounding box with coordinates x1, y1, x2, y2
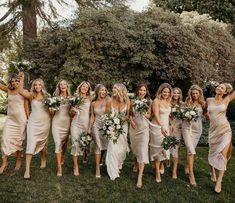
(112, 83, 130, 104)
(30, 78, 48, 98)
(185, 85, 204, 106)
(8, 73, 20, 90)
(53, 79, 71, 97)
(76, 81, 91, 96)
(93, 84, 107, 101)
(156, 83, 173, 101)
(171, 87, 183, 106)
(135, 83, 150, 99)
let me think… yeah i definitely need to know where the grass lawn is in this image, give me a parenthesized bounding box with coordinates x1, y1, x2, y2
(0, 114, 234, 203)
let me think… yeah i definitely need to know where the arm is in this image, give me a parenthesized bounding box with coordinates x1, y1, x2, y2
(0, 83, 8, 92)
(88, 102, 95, 133)
(19, 88, 33, 100)
(228, 91, 235, 102)
(105, 97, 111, 113)
(24, 99, 30, 119)
(144, 101, 152, 119)
(129, 101, 137, 129)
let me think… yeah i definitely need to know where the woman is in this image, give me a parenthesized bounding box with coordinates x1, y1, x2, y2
(106, 83, 130, 180)
(0, 73, 28, 174)
(149, 83, 173, 183)
(19, 78, 51, 179)
(130, 83, 151, 188)
(182, 85, 205, 186)
(70, 81, 91, 176)
(170, 87, 183, 179)
(88, 84, 110, 178)
(51, 80, 71, 176)
(207, 83, 235, 193)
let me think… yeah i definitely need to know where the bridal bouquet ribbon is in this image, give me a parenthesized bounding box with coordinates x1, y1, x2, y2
(78, 132, 93, 150)
(43, 96, 62, 111)
(133, 98, 151, 115)
(100, 112, 126, 144)
(161, 136, 180, 150)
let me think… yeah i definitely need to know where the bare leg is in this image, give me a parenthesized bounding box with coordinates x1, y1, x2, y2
(185, 161, 189, 175)
(187, 154, 196, 186)
(137, 163, 145, 188)
(14, 151, 22, 171)
(95, 154, 101, 178)
(72, 155, 79, 176)
(160, 161, 165, 174)
(0, 155, 8, 174)
(172, 157, 178, 179)
(24, 154, 32, 179)
(40, 146, 47, 169)
(210, 166, 217, 182)
(61, 139, 68, 165)
(214, 144, 231, 193)
(56, 152, 62, 177)
(155, 160, 161, 183)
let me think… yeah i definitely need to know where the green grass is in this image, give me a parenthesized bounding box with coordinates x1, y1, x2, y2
(0, 115, 235, 203)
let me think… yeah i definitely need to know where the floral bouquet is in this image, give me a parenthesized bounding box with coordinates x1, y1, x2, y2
(101, 112, 126, 144)
(133, 97, 151, 115)
(68, 95, 85, 114)
(15, 60, 32, 71)
(161, 136, 180, 150)
(78, 132, 93, 150)
(43, 96, 62, 111)
(181, 107, 199, 122)
(171, 105, 182, 119)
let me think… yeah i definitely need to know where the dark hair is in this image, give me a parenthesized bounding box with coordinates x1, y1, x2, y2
(135, 83, 150, 99)
(8, 73, 20, 90)
(94, 84, 107, 101)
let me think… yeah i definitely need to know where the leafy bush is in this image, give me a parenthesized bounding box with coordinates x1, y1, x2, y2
(227, 99, 235, 121)
(0, 92, 7, 114)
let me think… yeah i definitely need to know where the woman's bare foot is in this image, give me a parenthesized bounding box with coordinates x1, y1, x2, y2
(73, 167, 79, 176)
(0, 162, 8, 174)
(14, 159, 21, 171)
(24, 171, 30, 179)
(214, 181, 222, 194)
(189, 172, 197, 187)
(210, 173, 217, 182)
(137, 174, 143, 188)
(40, 159, 46, 169)
(57, 165, 62, 177)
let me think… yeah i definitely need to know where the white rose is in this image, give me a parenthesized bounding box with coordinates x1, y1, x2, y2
(103, 126, 107, 130)
(113, 118, 120, 125)
(116, 125, 121, 129)
(171, 107, 176, 112)
(190, 111, 196, 116)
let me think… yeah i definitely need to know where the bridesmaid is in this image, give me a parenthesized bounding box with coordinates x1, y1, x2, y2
(182, 84, 205, 186)
(51, 80, 71, 176)
(106, 83, 130, 180)
(129, 83, 151, 188)
(70, 81, 91, 176)
(170, 87, 184, 179)
(207, 83, 235, 193)
(149, 83, 173, 183)
(0, 73, 28, 174)
(88, 84, 110, 178)
(19, 78, 51, 179)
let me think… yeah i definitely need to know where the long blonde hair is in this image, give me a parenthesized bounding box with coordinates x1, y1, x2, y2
(185, 85, 204, 106)
(156, 83, 173, 102)
(94, 84, 107, 101)
(30, 78, 48, 98)
(8, 73, 20, 90)
(76, 81, 91, 96)
(112, 83, 129, 104)
(53, 79, 71, 97)
(171, 87, 183, 106)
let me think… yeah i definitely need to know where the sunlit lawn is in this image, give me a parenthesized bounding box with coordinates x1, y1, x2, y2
(0, 114, 234, 202)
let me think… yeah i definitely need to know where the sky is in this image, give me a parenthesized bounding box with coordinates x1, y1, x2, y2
(0, 0, 150, 22)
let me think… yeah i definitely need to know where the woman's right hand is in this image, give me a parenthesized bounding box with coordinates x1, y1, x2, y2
(130, 119, 137, 129)
(161, 126, 168, 137)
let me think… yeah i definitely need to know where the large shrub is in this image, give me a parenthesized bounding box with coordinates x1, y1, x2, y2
(25, 7, 235, 94)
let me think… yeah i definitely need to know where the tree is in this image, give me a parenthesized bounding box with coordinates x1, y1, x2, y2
(153, 0, 235, 36)
(0, 0, 126, 52)
(23, 7, 235, 94)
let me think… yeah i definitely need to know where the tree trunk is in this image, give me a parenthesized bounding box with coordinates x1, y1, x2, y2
(22, 1, 37, 52)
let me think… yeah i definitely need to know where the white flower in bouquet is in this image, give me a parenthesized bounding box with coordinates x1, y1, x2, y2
(113, 118, 120, 124)
(77, 132, 93, 149)
(133, 97, 151, 115)
(190, 111, 196, 115)
(43, 96, 61, 110)
(181, 107, 199, 122)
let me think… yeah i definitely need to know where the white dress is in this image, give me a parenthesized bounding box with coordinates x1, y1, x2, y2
(106, 105, 129, 180)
